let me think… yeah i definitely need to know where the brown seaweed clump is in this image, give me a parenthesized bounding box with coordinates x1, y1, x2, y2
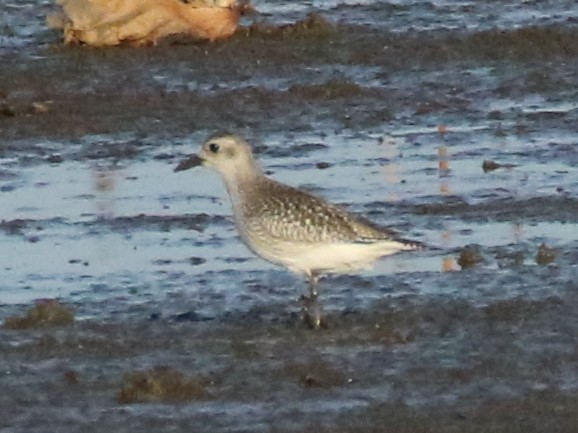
(482, 159, 517, 173)
(457, 245, 484, 270)
(3, 300, 74, 330)
(535, 243, 558, 266)
(117, 365, 207, 404)
(482, 159, 501, 172)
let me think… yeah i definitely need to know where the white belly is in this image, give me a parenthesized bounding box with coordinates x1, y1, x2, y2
(243, 233, 407, 277)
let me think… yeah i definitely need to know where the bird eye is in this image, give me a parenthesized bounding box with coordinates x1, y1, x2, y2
(208, 142, 220, 153)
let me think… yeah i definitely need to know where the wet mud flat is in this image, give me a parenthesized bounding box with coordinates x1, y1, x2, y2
(1, 5, 578, 432)
(2, 270, 578, 432)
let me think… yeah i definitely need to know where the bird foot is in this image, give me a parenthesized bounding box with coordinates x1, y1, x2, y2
(298, 293, 318, 303)
(299, 296, 327, 329)
(302, 309, 327, 329)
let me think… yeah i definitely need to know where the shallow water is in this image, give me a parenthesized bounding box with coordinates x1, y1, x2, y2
(1, 1, 578, 432)
(2, 127, 576, 307)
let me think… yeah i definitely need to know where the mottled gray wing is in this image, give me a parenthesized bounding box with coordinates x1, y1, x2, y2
(242, 179, 398, 244)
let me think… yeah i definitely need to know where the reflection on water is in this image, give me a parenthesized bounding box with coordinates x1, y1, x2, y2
(379, 135, 401, 202)
(91, 164, 119, 220)
(437, 144, 451, 195)
(437, 126, 457, 271)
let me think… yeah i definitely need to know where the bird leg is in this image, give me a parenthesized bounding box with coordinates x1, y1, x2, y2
(301, 299, 324, 329)
(298, 272, 319, 302)
(299, 272, 326, 329)
(308, 272, 320, 300)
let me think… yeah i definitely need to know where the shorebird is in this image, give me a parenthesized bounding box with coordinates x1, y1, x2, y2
(174, 133, 422, 307)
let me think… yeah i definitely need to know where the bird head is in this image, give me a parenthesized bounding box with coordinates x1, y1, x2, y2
(174, 133, 261, 183)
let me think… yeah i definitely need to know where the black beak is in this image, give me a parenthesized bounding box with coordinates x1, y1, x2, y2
(174, 154, 203, 172)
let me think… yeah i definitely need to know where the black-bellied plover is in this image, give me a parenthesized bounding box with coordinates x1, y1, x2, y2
(175, 133, 422, 323)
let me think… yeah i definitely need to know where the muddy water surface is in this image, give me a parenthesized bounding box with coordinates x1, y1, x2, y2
(1, 1, 578, 431)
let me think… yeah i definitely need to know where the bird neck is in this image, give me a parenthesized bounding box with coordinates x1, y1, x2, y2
(221, 162, 265, 205)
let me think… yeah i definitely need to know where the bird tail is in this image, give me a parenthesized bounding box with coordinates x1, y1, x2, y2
(396, 237, 426, 251)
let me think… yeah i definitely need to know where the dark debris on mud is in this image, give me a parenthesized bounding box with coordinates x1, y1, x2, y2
(117, 365, 207, 404)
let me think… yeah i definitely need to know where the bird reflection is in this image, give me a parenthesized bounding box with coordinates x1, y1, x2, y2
(91, 164, 119, 220)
